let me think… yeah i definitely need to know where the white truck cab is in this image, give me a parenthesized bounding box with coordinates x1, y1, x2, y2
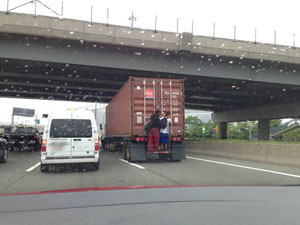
(40, 110, 100, 172)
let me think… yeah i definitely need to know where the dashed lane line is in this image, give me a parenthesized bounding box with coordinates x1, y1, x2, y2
(25, 162, 41, 172)
(120, 159, 146, 170)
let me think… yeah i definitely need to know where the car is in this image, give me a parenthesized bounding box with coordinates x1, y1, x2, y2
(40, 110, 100, 172)
(8, 127, 41, 152)
(0, 137, 8, 163)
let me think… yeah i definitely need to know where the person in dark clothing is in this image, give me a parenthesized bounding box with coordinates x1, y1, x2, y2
(147, 109, 161, 153)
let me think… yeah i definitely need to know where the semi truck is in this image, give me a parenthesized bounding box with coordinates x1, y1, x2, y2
(102, 76, 185, 162)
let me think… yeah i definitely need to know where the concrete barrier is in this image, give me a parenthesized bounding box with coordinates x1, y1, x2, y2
(185, 141, 300, 167)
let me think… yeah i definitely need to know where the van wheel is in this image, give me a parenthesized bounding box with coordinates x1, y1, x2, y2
(94, 160, 100, 171)
(41, 163, 49, 173)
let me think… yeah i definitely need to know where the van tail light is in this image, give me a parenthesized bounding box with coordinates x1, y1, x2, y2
(41, 139, 47, 152)
(34, 135, 37, 140)
(95, 139, 99, 151)
(7, 134, 11, 141)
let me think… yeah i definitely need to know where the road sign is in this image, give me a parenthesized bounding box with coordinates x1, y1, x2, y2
(247, 121, 253, 128)
(35, 119, 40, 125)
(13, 107, 35, 117)
(215, 126, 219, 132)
(42, 114, 48, 118)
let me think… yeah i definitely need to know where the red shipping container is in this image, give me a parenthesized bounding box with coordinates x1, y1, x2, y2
(106, 77, 184, 138)
(104, 77, 185, 162)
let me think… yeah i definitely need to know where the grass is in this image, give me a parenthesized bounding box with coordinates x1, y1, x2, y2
(184, 137, 300, 145)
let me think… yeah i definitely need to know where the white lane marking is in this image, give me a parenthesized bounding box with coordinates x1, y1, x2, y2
(187, 156, 300, 179)
(25, 162, 41, 172)
(120, 159, 146, 170)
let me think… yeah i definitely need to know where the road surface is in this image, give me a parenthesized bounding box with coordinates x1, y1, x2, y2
(1, 149, 300, 194)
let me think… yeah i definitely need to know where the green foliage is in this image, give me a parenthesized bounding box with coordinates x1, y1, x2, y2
(185, 117, 300, 143)
(282, 128, 300, 142)
(185, 116, 216, 138)
(270, 119, 281, 128)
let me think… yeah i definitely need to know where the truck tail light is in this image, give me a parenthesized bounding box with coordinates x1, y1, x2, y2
(95, 139, 99, 151)
(41, 139, 47, 152)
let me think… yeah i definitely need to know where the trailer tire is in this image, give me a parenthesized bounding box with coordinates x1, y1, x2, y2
(126, 144, 132, 162)
(122, 142, 127, 160)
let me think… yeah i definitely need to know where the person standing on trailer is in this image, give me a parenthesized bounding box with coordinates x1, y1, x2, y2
(147, 109, 161, 153)
(160, 112, 172, 150)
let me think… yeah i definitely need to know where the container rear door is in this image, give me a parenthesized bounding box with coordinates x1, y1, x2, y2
(159, 79, 184, 137)
(48, 119, 72, 158)
(131, 78, 184, 137)
(131, 79, 159, 136)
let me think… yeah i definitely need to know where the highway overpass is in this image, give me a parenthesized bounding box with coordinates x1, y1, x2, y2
(1, 12, 300, 139)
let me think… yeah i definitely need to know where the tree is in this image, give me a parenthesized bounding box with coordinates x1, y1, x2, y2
(185, 116, 204, 137)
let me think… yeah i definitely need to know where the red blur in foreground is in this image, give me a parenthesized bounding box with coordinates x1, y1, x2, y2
(0, 185, 274, 197)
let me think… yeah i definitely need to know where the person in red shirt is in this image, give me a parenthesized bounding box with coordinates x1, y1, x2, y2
(147, 110, 161, 153)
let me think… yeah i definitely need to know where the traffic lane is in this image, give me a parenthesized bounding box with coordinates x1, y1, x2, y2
(1, 150, 179, 194)
(143, 152, 300, 186)
(186, 148, 300, 179)
(3, 150, 300, 194)
(0, 151, 40, 193)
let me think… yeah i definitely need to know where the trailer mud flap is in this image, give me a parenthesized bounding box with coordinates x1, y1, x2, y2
(130, 143, 146, 162)
(171, 142, 185, 161)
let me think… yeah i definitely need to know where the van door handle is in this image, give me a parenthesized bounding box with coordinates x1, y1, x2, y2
(73, 139, 81, 141)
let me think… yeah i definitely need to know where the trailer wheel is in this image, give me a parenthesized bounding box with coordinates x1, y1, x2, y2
(170, 142, 184, 162)
(122, 143, 127, 160)
(126, 144, 132, 162)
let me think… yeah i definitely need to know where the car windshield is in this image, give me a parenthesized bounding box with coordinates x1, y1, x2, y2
(14, 128, 36, 134)
(1, 0, 300, 207)
(50, 119, 92, 138)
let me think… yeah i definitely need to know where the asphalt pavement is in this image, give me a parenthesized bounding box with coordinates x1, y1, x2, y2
(1, 148, 300, 194)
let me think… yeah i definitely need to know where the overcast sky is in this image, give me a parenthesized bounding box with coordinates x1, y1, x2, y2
(0, 0, 298, 124)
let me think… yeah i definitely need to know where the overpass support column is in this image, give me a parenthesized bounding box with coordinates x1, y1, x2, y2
(217, 122, 227, 139)
(258, 119, 270, 140)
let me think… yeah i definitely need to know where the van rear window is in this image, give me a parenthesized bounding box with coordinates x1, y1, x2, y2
(50, 119, 92, 138)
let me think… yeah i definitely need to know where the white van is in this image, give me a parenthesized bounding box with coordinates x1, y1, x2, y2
(40, 110, 100, 172)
